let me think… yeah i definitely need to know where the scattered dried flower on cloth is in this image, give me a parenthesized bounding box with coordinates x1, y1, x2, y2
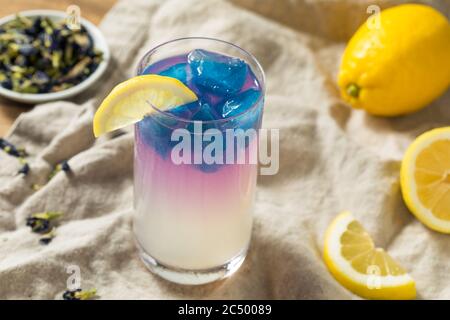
(39, 227, 56, 245)
(26, 212, 63, 245)
(0, 138, 27, 157)
(63, 288, 97, 300)
(48, 160, 71, 180)
(26, 211, 62, 233)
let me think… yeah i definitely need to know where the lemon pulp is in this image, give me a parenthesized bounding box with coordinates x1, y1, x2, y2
(93, 75, 197, 137)
(401, 128, 450, 233)
(324, 212, 416, 300)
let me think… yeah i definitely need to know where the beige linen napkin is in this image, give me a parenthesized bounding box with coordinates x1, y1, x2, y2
(0, 0, 449, 299)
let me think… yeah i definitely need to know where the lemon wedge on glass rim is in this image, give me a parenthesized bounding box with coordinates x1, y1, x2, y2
(400, 127, 450, 233)
(93, 75, 198, 137)
(323, 211, 416, 300)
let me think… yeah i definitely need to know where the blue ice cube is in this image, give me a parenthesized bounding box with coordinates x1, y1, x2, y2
(220, 88, 261, 118)
(187, 49, 247, 96)
(188, 101, 221, 131)
(185, 103, 224, 173)
(167, 101, 201, 121)
(137, 116, 173, 158)
(158, 63, 189, 85)
(219, 89, 263, 133)
(220, 96, 263, 163)
(196, 160, 221, 173)
(138, 102, 200, 158)
(191, 105, 217, 122)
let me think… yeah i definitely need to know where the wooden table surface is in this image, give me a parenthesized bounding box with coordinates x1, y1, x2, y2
(0, 0, 117, 136)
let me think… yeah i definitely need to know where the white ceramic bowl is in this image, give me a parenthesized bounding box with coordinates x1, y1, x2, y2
(0, 9, 110, 104)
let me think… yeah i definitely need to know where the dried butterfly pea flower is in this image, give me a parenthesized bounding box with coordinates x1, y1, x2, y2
(0, 138, 27, 157)
(39, 227, 56, 245)
(17, 148, 27, 157)
(14, 54, 27, 67)
(63, 288, 97, 300)
(24, 17, 42, 36)
(26, 217, 50, 233)
(39, 237, 53, 245)
(26, 211, 63, 233)
(0, 14, 103, 93)
(17, 157, 30, 175)
(59, 56, 91, 83)
(73, 33, 91, 51)
(60, 160, 71, 172)
(17, 79, 39, 93)
(1, 79, 12, 89)
(49, 160, 71, 179)
(32, 70, 50, 85)
(63, 289, 81, 300)
(18, 162, 29, 175)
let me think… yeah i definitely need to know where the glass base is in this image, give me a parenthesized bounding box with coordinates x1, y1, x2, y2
(136, 241, 248, 285)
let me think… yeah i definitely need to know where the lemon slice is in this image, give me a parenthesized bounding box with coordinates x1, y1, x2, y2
(324, 212, 416, 300)
(93, 75, 197, 137)
(401, 127, 450, 233)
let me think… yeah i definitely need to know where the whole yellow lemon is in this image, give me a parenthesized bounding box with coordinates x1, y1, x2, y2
(338, 4, 450, 116)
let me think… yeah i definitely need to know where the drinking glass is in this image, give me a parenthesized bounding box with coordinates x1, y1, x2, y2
(133, 38, 265, 285)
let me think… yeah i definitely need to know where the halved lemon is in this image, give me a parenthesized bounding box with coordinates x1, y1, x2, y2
(93, 75, 197, 137)
(400, 127, 450, 233)
(323, 212, 416, 300)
